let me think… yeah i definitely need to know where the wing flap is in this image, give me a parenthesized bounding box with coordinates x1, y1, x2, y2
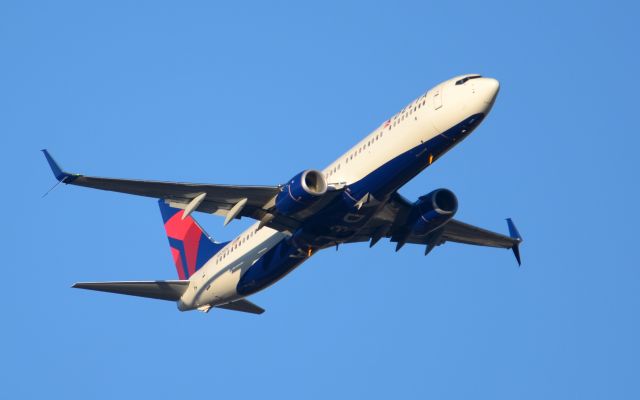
(72, 280, 190, 301)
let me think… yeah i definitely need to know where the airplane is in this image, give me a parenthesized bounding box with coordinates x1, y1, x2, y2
(42, 74, 522, 315)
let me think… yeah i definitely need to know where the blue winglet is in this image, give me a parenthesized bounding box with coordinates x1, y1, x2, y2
(506, 218, 523, 266)
(506, 218, 522, 241)
(41, 149, 77, 183)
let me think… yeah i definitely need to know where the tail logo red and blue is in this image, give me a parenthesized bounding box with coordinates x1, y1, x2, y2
(158, 200, 227, 279)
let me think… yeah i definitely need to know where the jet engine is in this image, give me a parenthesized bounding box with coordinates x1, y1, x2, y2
(275, 170, 328, 216)
(409, 188, 458, 236)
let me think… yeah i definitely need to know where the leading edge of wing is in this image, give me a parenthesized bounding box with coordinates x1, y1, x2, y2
(442, 218, 523, 265)
(41, 149, 281, 213)
(41, 149, 279, 197)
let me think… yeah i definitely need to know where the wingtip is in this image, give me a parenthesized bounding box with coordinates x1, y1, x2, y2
(41, 149, 77, 183)
(512, 243, 522, 266)
(42, 149, 66, 181)
(506, 218, 523, 266)
(506, 218, 523, 242)
(506, 218, 522, 267)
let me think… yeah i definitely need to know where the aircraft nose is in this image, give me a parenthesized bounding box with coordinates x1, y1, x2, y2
(476, 77, 500, 106)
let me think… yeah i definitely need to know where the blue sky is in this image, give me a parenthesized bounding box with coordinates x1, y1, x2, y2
(2, 1, 639, 398)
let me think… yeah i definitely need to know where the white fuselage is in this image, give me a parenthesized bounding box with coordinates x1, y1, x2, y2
(178, 75, 499, 311)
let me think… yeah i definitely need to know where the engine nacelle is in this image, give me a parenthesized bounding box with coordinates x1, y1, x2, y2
(275, 170, 328, 216)
(409, 188, 458, 236)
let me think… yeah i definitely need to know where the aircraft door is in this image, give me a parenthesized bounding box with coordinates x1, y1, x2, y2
(432, 86, 443, 110)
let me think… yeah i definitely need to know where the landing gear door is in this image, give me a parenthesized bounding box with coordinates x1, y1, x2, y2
(432, 86, 443, 110)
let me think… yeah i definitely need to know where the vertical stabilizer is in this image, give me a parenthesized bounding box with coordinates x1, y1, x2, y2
(158, 200, 228, 279)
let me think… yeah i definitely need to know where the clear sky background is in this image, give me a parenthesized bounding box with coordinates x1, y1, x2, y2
(2, 1, 639, 398)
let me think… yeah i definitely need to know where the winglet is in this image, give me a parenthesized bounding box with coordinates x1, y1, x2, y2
(41, 149, 77, 183)
(506, 218, 523, 266)
(506, 218, 522, 241)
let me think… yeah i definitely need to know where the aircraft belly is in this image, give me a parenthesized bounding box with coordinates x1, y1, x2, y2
(236, 238, 307, 296)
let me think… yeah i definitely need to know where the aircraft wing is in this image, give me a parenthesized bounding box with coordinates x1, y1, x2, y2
(401, 218, 522, 264)
(435, 219, 520, 249)
(42, 150, 303, 231)
(349, 192, 523, 265)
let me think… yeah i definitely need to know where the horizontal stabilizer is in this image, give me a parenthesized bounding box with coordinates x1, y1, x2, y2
(216, 299, 265, 314)
(72, 280, 189, 301)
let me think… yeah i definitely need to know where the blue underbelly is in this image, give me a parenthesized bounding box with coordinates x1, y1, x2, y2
(236, 239, 305, 296)
(236, 113, 484, 296)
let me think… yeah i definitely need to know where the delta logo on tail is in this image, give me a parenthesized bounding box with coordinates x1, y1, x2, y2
(159, 200, 228, 279)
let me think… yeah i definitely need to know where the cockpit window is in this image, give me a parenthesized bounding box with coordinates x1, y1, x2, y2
(455, 75, 482, 85)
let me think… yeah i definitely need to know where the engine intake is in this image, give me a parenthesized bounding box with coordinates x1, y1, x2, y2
(275, 170, 328, 216)
(409, 188, 458, 236)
